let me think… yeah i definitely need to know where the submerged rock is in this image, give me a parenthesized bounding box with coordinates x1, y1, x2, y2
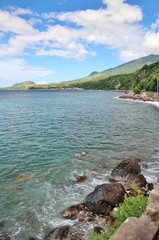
(84, 183, 125, 215)
(15, 173, 34, 182)
(75, 175, 87, 183)
(110, 158, 141, 182)
(0, 233, 11, 240)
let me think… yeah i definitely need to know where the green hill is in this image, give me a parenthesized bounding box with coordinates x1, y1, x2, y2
(58, 54, 159, 86)
(68, 60, 159, 92)
(4, 81, 36, 90)
(2, 54, 159, 90)
(38, 54, 159, 88)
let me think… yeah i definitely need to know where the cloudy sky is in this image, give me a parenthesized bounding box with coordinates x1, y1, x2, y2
(0, 0, 159, 87)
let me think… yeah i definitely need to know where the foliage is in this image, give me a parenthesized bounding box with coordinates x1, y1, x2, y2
(3, 55, 159, 91)
(133, 86, 141, 94)
(89, 193, 147, 240)
(146, 91, 154, 99)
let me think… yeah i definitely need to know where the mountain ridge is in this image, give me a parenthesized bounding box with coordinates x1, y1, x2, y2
(2, 54, 159, 90)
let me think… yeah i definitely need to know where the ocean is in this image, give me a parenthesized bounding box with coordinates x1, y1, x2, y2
(0, 90, 159, 239)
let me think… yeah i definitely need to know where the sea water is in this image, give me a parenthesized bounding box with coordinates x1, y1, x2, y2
(0, 90, 159, 239)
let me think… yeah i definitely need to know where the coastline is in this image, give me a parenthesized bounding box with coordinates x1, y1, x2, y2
(118, 91, 159, 108)
(1, 90, 159, 240)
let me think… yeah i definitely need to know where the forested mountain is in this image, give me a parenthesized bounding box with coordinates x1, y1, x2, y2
(68, 61, 159, 92)
(2, 54, 159, 91)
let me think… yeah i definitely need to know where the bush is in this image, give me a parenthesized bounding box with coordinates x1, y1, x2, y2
(133, 86, 141, 94)
(146, 91, 154, 99)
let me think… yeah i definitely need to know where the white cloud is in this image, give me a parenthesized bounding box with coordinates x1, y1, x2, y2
(0, 58, 54, 87)
(7, 6, 33, 16)
(0, 9, 35, 35)
(151, 15, 159, 30)
(55, 0, 144, 60)
(0, 1, 159, 61)
(142, 17, 159, 55)
(143, 31, 159, 55)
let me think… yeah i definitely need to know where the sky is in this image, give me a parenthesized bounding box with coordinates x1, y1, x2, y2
(0, 0, 159, 87)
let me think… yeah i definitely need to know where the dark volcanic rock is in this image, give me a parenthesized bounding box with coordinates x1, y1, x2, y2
(0, 234, 11, 240)
(110, 158, 141, 182)
(124, 174, 147, 190)
(75, 175, 87, 183)
(84, 183, 125, 215)
(63, 203, 86, 219)
(44, 225, 84, 240)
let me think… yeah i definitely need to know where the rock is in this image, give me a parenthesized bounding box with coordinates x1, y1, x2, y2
(44, 225, 84, 240)
(110, 158, 141, 182)
(75, 175, 87, 183)
(141, 163, 149, 169)
(84, 183, 125, 215)
(147, 183, 154, 191)
(75, 152, 86, 159)
(15, 173, 34, 182)
(124, 174, 147, 191)
(93, 225, 104, 233)
(62, 203, 86, 219)
(0, 234, 11, 240)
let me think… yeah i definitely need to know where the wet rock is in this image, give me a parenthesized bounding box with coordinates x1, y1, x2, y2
(63, 203, 86, 219)
(75, 152, 86, 159)
(44, 225, 84, 240)
(147, 183, 154, 191)
(124, 174, 147, 191)
(110, 158, 141, 182)
(84, 183, 125, 215)
(0, 234, 11, 240)
(75, 175, 87, 183)
(141, 163, 149, 169)
(93, 225, 105, 233)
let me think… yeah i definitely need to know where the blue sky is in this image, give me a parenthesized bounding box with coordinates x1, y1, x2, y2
(0, 0, 159, 87)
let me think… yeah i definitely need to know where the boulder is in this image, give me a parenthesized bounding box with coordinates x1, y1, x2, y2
(124, 174, 147, 191)
(84, 183, 125, 215)
(110, 159, 141, 182)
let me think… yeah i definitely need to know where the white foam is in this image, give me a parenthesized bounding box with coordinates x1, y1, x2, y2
(146, 101, 159, 109)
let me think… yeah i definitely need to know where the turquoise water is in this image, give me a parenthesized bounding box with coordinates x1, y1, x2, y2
(0, 90, 159, 239)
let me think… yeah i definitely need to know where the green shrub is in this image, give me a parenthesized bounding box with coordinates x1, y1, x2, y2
(133, 86, 141, 94)
(146, 91, 154, 99)
(89, 194, 147, 240)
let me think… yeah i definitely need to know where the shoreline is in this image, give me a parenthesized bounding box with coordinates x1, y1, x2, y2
(118, 91, 159, 108)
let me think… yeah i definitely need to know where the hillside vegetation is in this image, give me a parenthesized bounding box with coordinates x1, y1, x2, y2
(67, 61, 159, 92)
(2, 54, 159, 90)
(58, 54, 159, 85)
(3, 81, 36, 90)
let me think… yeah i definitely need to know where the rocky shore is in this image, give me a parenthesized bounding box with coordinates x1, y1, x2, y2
(1, 158, 158, 240)
(37, 159, 155, 240)
(119, 91, 158, 102)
